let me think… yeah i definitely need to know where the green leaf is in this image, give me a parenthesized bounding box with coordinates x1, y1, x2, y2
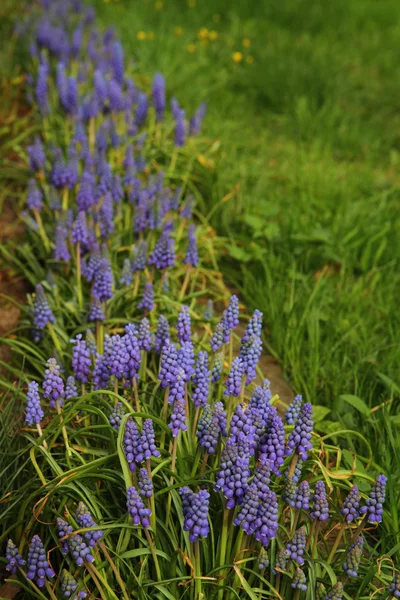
(313, 405, 331, 423)
(339, 394, 370, 417)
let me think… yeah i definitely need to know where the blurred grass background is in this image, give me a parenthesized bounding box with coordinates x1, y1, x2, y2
(94, 0, 400, 420)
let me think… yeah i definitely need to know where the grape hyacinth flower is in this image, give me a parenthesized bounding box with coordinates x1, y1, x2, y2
(36, 63, 49, 116)
(57, 518, 94, 566)
(60, 570, 87, 599)
(107, 334, 129, 381)
(210, 322, 225, 352)
(27, 179, 43, 211)
(181, 194, 194, 219)
(138, 468, 153, 498)
(121, 258, 132, 286)
(92, 258, 113, 302)
(168, 397, 187, 437)
(259, 414, 285, 475)
(389, 572, 400, 598)
(360, 474, 387, 523)
(76, 502, 104, 547)
(126, 486, 152, 527)
(169, 366, 185, 404)
(65, 376, 78, 399)
(221, 295, 240, 342)
(33, 284, 55, 329)
(138, 282, 154, 313)
(240, 335, 263, 385)
(84, 245, 102, 282)
(295, 480, 311, 510)
(197, 402, 227, 454)
(233, 479, 260, 534)
(182, 488, 210, 542)
(229, 404, 256, 451)
(310, 481, 330, 521)
(136, 92, 148, 127)
(258, 547, 269, 570)
(184, 224, 199, 267)
(224, 357, 244, 397)
(137, 318, 152, 352)
(152, 73, 165, 122)
(242, 309, 263, 343)
(89, 297, 105, 322)
(254, 488, 279, 546)
(139, 419, 161, 461)
(285, 526, 307, 566)
(71, 334, 91, 384)
(131, 240, 148, 272)
(292, 568, 307, 591)
(192, 351, 210, 408)
(43, 358, 64, 408)
(109, 402, 126, 431)
(177, 305, 192, 343)
(282, 476, 298, 508)
(215, 434, 250, 508)
(158, 339, 179, 388)
(71, 211, 89, 248)
(5, 539, 25, 574)
(190, 102, 206, 135)
(26, 535, 55, 587)
(178, 341, 195, 381)
(285, 402, 313, 461)
(212, 353, 223, 383)
(274, 548, 288, 574)
(316, 583, 327, 600)
(111, 40, 124, 84)
(249, 380, 272, 423)
(174, 108, 186, 147)
(147, 232, 175, 270)
(122, 323, 141, 382)
(124, 417, 141, 472)
(252, 453, 272, 498)
(341, 485, 361, 523)
(285, 394, 303, 425)
(343, 536, 364, 578)
(326, 582, 344, 600)
(25, 381, 44, 425)
(28, 137, 46, 172)
(54, 225, 71, 261)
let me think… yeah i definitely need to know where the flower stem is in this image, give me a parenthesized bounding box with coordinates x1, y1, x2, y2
(147, 458, 157, 533)
(133, 377, 140, 412)
(144, 528, 162, 582)
(76, 242, 83, 310)
(350, 514, 368, 545)
(165, 435, 178, 529)
(160, 387, 169, 450)
(218, 505, 230, 600)
(56, 400, 72, 459)
(87, 562, 120, 600)
(32, 208, 50, 252)
(287, 453, 299, 479)
(133, 271, 140, 298)
(99, 541, 130, 600)
(192, 405, 200, 437)
(47, 323, 63, 355)
(327, 522, 345, 564)
(62, 187, 69, 212)
(179, 264, 191, 300)
(44, 580, 58, 600)
(36, 423, 47, 449)
(194, 540, 202, 599)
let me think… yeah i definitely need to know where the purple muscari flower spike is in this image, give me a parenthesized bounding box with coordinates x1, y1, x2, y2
(233, 479, 260, 534)
(131, 241, 148, 272)
(106, 334, 129, 381)
(76, 502, 104, 547)
(108, 79, 124, 113)
(36, 64, 49, 116)
(84, 245, 102, 282)
(43, 358, 64, 408)
(178, 341, 195, 381)
(177, 305, 192, 343)
(229, 404, 256, 451)
(112, 174, 124, 204)
(148, 232, 176, 270)
(109, 402, 126, 431)
(155, 315, 170, 354)
(111, 41, 124, 84)
(168, 397, 187, 437)
(326, 582, 344, 600)
(285, 402, 313, 461)
(138, 282, 154, 313)
(360, 474, 387, 523)
(170, 186, 181, 210)
(240, 335, 263, 385)
(72, 212, 89, 247)
(211, 353, 223, 383)
(295, 480, 310, 510)
(86, 330, 97, 356)
(184, 224, 199, 267)
(215, 434, 250, 508)
(285, 526, 307, 566)
(210, 322, 225, 352)
(57, 62, 68, 109)
(192, 351, 210, 408)
(94, 69, 107, 108)
(152, 73, 165, 122)
(292, 568, 307, 591)
(57, 518, 94, 566)
(254, 487, 279, 546)
(389, 572, 400, 598)
(100, 192, 115, 238)
(182, 488, 210, 542)
(259, 414, 285, 475)
(122, 323, 141, 381)
(50, 148, 68, 189)
(310, 481, 330, 521)
(33, 284, 55, 329)
(252, 454, 271, 498)
(5, 539, 25, 574)
(60, 570, 87, 599)
(138, 318, 152, 352)
(66, 76, 78, 115)
(92, 258, 113, 302)
(258, 547, 269, 570)
(127, 486, 152, 527)
(121, 259, 133, 286)
(221, 294, 240, 341)
(343, 536, 364, 578)
(89, 297, 105, 322)
(159, 339, 179, 388)
(136, 92, 148, 127)
(139, 418, 161, 461)
(242, 309, 263, 344)
(224, 357, 244, 397)
(174, 108, 186, 147)
(341, 485, 361, 523)
(190, 102, 206, 136)
(25, 381, 44, 425)
(93, 350, 110, 390)
(171, 97, 180, 120)
(27, 179, 43, 211)
(124, 417, 141, 472)
(249, 379, 272, 422)
(285, 394, 303, 425)
(27, 137, 45, 172)
(169, 367, 186, 404)
(181, 194, 194, 219)
(26, 535, 55, 587)
(282, 476, 298, 508)
(274, 549, 288, 575)
(124, 145, 135, 170)
(55, 225, 71, 261)
(77, 170, 95, 212)
(66, 376, 78, 399)
(71, 25, 83, 57)
(138, 468, 153, 498)
(71, 334, 91, 383)
(197, 402, 227, 454)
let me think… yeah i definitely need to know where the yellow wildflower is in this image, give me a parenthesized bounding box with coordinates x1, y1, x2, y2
(209, 30, 218, 40)
(198, 28, 209, 40)
(187, 0, 196, 6)
(187, 43, 196, 53)
(137, 31, 147, 41)
(155, 0, 163, 9)
(242, 37, 251, 48)
(232, 51, 243, 63)
(174, 26, 183, 36)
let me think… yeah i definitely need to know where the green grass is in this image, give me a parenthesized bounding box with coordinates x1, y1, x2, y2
(94, 0, 400, 415)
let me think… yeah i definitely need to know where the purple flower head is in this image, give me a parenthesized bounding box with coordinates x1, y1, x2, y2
(107, 334, 129, 381)
(26, 381, 44, 425)
(76, 502, 104, 547)
(152, 73, 165, 122)
(233, 479, 261, 535)
(54, 225, 71, 261)
(122, 324, 141, 382)
(72, 212, 89, 247)
(100, 192, 115, 238)
(211, 353, 224, 386)
(121, 258, 133, 286)
(180, 488, 210, 542)
(310, 481, 330, 521)
(92, 258, 113, 302)
(111, 41, 124, 84)
(138, 282, 154, 313)
(282, 476, 298, 508)
(138, 318, 152, 351)
(258, 546, 269, 570)
(84, 245, 102, 282)
(190, 102, 206, 135)
(138, 468, 153, 498)
(131, 241, 148, 272)
(93, 345, 111, 390)
(360, 474, 387, 523)
(57, 518, 94, 566)
(71, 24, 83, 56)
(221, 295, 240, 341)
(109, 402, 126, 431)
(136, 92, 148, 127)
(124, 417, 141, 472)
(112, 174, 124, 204)
(252, 453, 272, 498)
(224, 357, 244, 397)
(108, 79, 124, 113)
(249, 379, 272, 420)
(292, 568, 307, 591)
(148, 232, 176, 270)
(316, 584, 327, 600)
(295, 480, 311, 510)
(326, 582, 344, 600)
(27, 179, 43, 211)
(168, 397, 187, 437)
(77, 170, 95, 212)
(86, 329, 97, 356)
(285, 394, 303, 425)
(5, 539, 25, 574)
(274, 549, 288, 575)
(169, 366, 185, 404)
(177, 305, 192, 343)
(71, 334, 91, 383)
(66, 376, 78, 399)
(253, 487, 279, 546)
(66, 76, 78, 115)
(43, 358, 64, 408)
(94, 69, 107, 108)
(240, 335, 263, 385)
(159, 339, 179, 388)
(259, 414, 285, 475)
(210, 323, 225, 352)
(178, 341, 195, 381)
(26, 535, 55, 587)
(171, 97, 181, 120)
(184, 224, 199, 267)
(197, 402, 227, 454)
(343, 536, 364, 578)
(285, 402, 313, 461)
(155, 315, 170, 354)
(89, 297, 105, 322)
(60, 570, 87, 599)
(33, 284, 55, 329)
(285, 526, 307, 566)
(27, 137, 45, 172)
(192, 351, 210, 408)
(389, 572, 400, 598)
(57, 62, 68, 108)
(127, 486, 152, 527)
(229, 404, 256, 453)
(36, 64, 49, 116)
(181, 194, 194, 219)
(215, 434, 250, 508)
(285, 458, 304, 484)
(174, 108, 186, 147)
(242, 309, 263, 344)
(139, 418, 160, 461)
(341, 485, 361, 523)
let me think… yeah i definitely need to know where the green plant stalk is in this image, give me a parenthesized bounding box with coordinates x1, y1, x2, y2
(56, 400, 72, 459)
(287, 453, 299, 479)
(327, 522, 346, 564)
(199, 451, 209, 474)
(144, 528, 162, 582)
(86, 562, 119, 600)
(291, 508, 300, 536)
(160, 387, 169, 450)
(47, 323, 63, 355)
(99, 541, 130, 600)
(32, 208, 50, 252)
(17, 568, 48, 600)
(192, 405, 200, 438)
(76, 241, 83, 311)
(45, 580, 58, 600)
(133, 270, 140, 298)
(147, 458, 157, 533)
(218, 505, 230, 600)
(165, 434, 178, 529)
(350, 514, 368, 545)
(96, 319, 104, 354)
(133, 377, 140, 412)
(306, 520, 315, 552)
(312, 521, 321, 560)
(62, 187, 69, 212)
(36, 422, 48, 449)
(194, 540, 202, 600)
(180, 264, 191, 300)
(227, 394, 233, 426)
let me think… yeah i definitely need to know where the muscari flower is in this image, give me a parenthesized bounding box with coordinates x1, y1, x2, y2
(54, 225, 71, 262)
(136, 92, 148, 127)
(221, 295, 240, 342)
(71, 334, 91, 384)
(181, 194, 194, 219)
(282, 476, 298, 508)
(107, 334, 129, 381)
(66, 376, 78, 399)
(211, 353, 224, 384)
(242, 309, 263, 343)
(292, 568, 307, 591)
(259, 414, 285, 475)
(184, 223, 199, 267)
(177, 305, 192, 343)
(138, 419, 160, 462)
(138, 318, 152, 351)
(26, 381, 44, 425)
(249, 379, 272, 423)
(192, 351, 210, 408)
(252, 453, 272, 498)
(5, 539, 25, 574)
(180, 487, 210, 542)
(152, 73, 165, 122)
(121, 259, 132, 286)
(148, 232, 176, 270)
(43, 358, 64, 408)
(326, 582, 344, 600)
(190, 102, 206, 136)
(57, 518, 94, 566)
(285, 402, 313, 461)
(274, 548, 288, 574)
(168, 397, 187, 437)
(109, 402, 126, 431)
(197, 401, 227, 454)
(389, 572, 400, 598)
(233, 479, 260, 535)
(27, 137, 46, 172)
(310, 481, 330, 521)
(174, 108, 186, 147)
(178, 341, 195, 381)
(131, 240, 148, 272)
(76, 502, 104, 547)
(214, 434, 250, 508)
(84, 245, 102, 282)
(89, 297, 105, 322)
(33, 284, 55, 329)
(224, 357, 244, 397)
(138, 468, 153, 498)
(138, 282, 154, 313)
(360, 474, 387, 523)
(71, 212, 89, 247)
(27, 179, 43, 211)
(239, 334, 263, 385)
(341, 485, 361, 523)
(254, 488, 279, 546)
(258, 546, 269, 570)
(285, 526, 307, 566)
(285, 394, 303, 425)
(111, 40, 124, 84)
(26, 535, 55, 587)
(159, 339, 179, 388)
(92, 258, 113, 302)
(36, 63, 49, 116)
(229, 404, 256, 451)
(123, 417, 141, 472)
(127, 486, 152, 527)
(154, 315, 170, 354)
(316, 583, 327, 600)
(60, 569, 87, 599)
(295, 480, 311, 510)
(343, 536, 364, 578)
(210, 322, 225, 352)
